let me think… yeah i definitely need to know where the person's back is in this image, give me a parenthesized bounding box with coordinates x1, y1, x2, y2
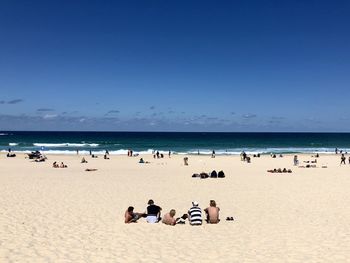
(188, 201, 202, 226)
(146, 199, 162, 223)
(162, 209, 176, 226)
(205, 207, 220, 223)
(204, 200, 220, 224)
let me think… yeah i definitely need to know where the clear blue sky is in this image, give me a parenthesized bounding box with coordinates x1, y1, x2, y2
(0, 0, 349, 131)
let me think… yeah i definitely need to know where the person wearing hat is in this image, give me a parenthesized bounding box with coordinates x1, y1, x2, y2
(188, 201, 202, 226)
(146, 199, 162, 223)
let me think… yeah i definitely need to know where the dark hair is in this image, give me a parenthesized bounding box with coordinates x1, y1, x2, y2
(127, 206, 134, 212)
(148, 199, 154, 205)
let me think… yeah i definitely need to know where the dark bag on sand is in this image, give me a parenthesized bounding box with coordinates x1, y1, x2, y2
(210, 170, 218, 178)
(200, 172, 209, 179)
(218, 170, 225, 178)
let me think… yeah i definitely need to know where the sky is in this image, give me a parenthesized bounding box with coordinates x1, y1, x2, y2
(0, 0, 349, 132)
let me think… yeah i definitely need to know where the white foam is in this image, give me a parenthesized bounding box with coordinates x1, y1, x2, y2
(9, 143, 18, 146)
(0, 133, 8, 136)
(33, 143, 99, 147)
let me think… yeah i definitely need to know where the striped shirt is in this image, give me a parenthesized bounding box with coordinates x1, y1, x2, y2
(188, 206, 202, 225)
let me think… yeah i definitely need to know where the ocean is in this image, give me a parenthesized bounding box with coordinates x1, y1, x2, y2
(1, 131, 349, 155)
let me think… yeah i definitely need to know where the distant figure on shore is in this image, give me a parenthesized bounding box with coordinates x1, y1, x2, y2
(168, 150, 171, 158)
(184, 157, 189, 166)
(204, 200, 220, 224)
(162, 209, 176, 226)
(89, 150, 92, 156)
(156, 151, 160, 159)
(146, 199, 162, 223)
(76, 149, 79, 155)
(6, 152, 16, 158)
(212, 150, 216, 158)
(60, 162, 67, 168)
(188, 201, 202, 226)
(81, 157, 88, 163)
(240, 151, 247, 161)
(124, 206, 145, 223)
(335, 148, 338, 154)
(340, 154, 346, 165)
(104, 154, 109, 159)
(139, 158, 149, 164)
(293, 155, 299, 166)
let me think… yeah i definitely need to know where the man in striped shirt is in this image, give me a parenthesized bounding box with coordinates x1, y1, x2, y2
(188, 201, 202, 226)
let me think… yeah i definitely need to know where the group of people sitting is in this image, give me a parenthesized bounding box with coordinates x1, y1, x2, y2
(192, 170, 225, 179)
(267, 168, 292, 173)
(52, 161, 67, 168)
(125, 199, 224, 225)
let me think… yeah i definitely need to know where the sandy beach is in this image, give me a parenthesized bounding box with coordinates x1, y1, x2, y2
(1, 153, 350, 262)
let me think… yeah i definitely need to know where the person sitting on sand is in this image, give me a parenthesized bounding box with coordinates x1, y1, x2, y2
(104, 154, 109, 160)
(124, 206, 145, 223)
(52, 161, 59, 168)
(188, 201, 202, 226)
(81, 157, 88, 163)
(162, 209, 177, 226)
(175, 214, 188, 224)
(60, 162, 67, 168)
(35, 155, 46, 162)
(146, 199, 162, 223)
(204, 200, 220, 224)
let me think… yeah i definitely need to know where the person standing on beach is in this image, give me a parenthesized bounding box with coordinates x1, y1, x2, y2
(204, 200, 220, 224)
(188, 201, 202, 226)
(146, 199, 162, 223)
(340, 154, 346, 165)
(212, 150, 215, 158)
(293, 155, 299, 166)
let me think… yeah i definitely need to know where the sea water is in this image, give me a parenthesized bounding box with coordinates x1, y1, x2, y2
(1, 131, 350, 155)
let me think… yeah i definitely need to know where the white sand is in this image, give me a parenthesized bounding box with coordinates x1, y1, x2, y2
(1, 153, 350, 262)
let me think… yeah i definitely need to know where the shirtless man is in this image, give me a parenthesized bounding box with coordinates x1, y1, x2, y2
(162, 209, 176, 226)
(124, 206, 145, 223)
(204, 200, 220, 224)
